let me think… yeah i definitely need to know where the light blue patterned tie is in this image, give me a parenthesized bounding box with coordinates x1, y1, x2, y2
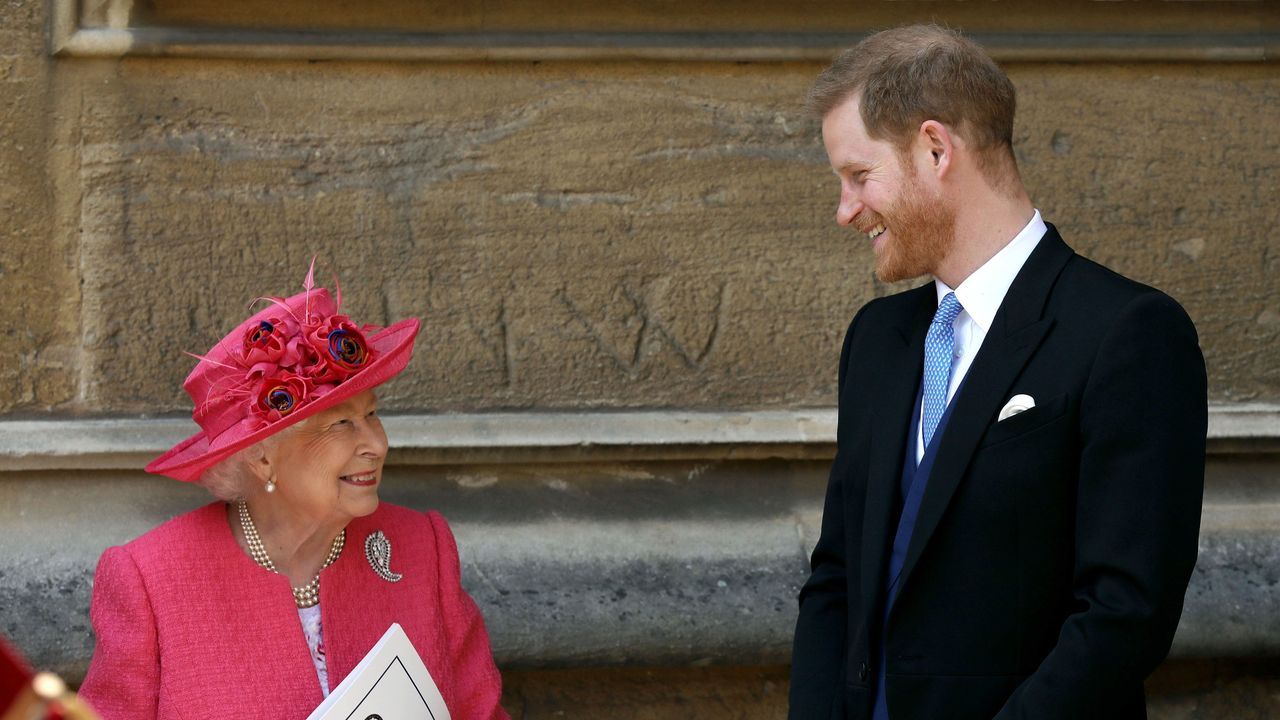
(922, 292, 964, 449)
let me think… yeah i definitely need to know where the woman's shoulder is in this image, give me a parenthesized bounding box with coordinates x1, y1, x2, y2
(109, 502, 229, 566)
(366, 501, 451, 534)
(90, 503, 237, 608)
(359, 502, 462, 570)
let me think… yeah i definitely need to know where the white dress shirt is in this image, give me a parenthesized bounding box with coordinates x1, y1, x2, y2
(916, 210, 1047, 462)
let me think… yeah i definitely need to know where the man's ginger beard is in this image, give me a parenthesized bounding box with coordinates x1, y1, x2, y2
(868, 162, 957, 283)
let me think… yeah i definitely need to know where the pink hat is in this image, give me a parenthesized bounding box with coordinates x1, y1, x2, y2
(147, 265, 420, 482)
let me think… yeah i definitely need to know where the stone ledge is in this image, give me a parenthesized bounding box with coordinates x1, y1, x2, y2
(3, 503, 1277, 680)
(49, 27, 1279, 62)
(0, 404, 1276, 471)
(466, 518, 1280, 668)
(1, 455, 1276, 680)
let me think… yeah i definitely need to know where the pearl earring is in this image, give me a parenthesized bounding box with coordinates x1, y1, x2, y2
(265, 479, 276, 493)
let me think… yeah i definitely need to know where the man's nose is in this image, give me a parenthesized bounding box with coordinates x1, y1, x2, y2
(836, 189, 863, 227)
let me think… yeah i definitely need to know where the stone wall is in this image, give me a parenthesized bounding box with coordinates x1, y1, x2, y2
(1, 0, 1277, 716)
(6, 59, 1279, 414)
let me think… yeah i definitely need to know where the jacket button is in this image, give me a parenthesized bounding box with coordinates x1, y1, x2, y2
(858, 662, 870, 682)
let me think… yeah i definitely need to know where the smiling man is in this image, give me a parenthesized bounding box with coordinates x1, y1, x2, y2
(789, 25, 1208, 720)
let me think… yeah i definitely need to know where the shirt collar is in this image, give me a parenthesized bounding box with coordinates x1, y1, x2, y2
(935, 209, 1047, 333)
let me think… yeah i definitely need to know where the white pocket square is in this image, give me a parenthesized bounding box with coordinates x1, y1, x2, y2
(998, 394, 1036, 422)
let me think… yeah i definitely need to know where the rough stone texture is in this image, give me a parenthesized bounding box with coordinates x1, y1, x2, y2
(496, 659, 1280, 719)
(62, 59, 835, 413)
(500, 665, 790, 720)
(1147, 659, 1280, 720)
(26, 61, 1270, 416)
(135, 0, 1277, 35)
(0, 469, 189, 679)
(1178, 528, 1280, 657)
(1014, 65, 1280, 404)
(0, 0, 78, 414)
(4, 454, 1275, 690)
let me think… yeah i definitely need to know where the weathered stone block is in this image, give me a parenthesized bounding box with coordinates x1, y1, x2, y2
(1013, 64, 1280, 403)
(501, 665, 789, 720)
(67, 61, 847, 413)
(498, 659, 1280, 719)
(121, 0, 1280, 36)
(1147, 659, 1280, 720)
(4, 453, 1277, 683)
(52, 653, 1280, 717)
(53, 61, 1279, 416)
(0, 0, 77, 414)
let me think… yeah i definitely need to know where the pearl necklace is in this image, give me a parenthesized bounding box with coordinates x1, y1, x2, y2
(236, 500, 345, 609)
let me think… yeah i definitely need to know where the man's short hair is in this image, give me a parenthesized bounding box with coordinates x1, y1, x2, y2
(808, 25, 1018, 185)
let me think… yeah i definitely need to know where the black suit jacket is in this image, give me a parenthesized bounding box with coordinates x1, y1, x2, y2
(789, 227, 1207, 720)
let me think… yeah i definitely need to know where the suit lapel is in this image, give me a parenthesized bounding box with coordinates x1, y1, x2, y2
(892, 227, 1074, 603)
(859, 285, 934, 619)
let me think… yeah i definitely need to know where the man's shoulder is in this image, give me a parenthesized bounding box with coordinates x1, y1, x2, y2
(1056, 251, 1191, 326)
(1061, 251, 1151, 297)
(848, 282, 934, 331)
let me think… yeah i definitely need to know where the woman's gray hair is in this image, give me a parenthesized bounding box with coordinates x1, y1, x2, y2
(197, 424, 297, 501)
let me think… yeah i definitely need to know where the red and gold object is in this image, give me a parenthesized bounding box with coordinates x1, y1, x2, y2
(0, 636, 99, 720)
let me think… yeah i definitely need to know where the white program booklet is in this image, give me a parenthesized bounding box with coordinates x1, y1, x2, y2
(306, 623, 451, 720)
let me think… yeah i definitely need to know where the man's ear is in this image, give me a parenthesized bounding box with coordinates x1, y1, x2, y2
(918, 120, 954, 180)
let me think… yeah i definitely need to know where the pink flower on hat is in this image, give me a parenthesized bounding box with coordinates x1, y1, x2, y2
(304, 315, 375, 381)
(254, 372, 311, 425)
(235, 309, 376, 422)
(227, 303, 376, 428)
(241, 315, 301, 368)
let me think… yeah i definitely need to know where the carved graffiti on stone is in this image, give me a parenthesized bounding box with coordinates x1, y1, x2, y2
(557, 279, 726, 375)
(466, 297, 517, 388)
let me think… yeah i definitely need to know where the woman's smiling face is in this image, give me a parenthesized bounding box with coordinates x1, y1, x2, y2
(267, 389, 387, 526)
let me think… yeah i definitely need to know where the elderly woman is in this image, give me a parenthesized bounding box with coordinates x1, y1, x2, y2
(80, 267, 508, 719)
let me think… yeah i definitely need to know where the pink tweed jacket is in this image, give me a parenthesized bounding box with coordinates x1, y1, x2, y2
(80, 502, 509, 720)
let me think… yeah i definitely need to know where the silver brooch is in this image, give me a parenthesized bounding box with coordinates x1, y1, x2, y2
(365, 530, 403, 583)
